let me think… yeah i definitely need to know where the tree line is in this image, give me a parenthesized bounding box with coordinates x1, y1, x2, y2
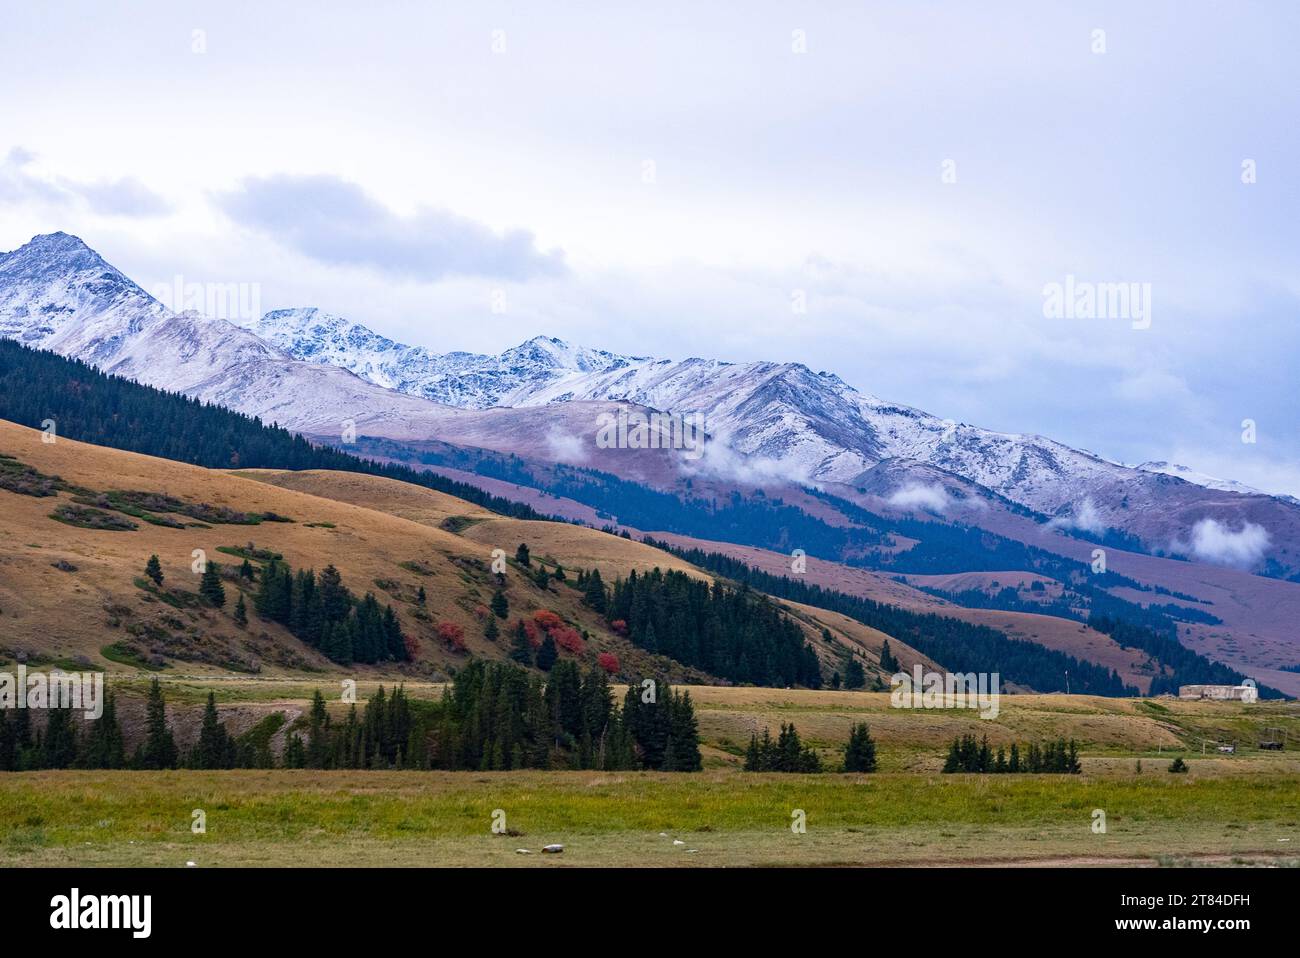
(251, 559, 410, 665)
(743, 721, 878, 773)
(285, 661, 702, 771)
(942, 734, 1082, 774)
(644, 538, 1134, 697)
(576, 565, 823, 689)
(0, 681, 273, 771)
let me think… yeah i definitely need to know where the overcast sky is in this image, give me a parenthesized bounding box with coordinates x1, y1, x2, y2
(2, 1, 1297, 494)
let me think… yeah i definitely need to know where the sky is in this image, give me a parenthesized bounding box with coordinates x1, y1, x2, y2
(1, 1, 1297, 495)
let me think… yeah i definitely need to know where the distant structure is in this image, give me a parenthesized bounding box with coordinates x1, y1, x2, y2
(1178, 684, 1258, 704)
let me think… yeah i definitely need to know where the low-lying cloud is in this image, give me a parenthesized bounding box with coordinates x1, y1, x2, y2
(217, 174, 567, 282)
(1184, 517, 1271, 569)
(887, 483, 951, 514)
(1047, 497, 1107, 535)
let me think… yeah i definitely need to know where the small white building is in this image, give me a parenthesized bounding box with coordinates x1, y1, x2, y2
(1178, 684, 1258, 704)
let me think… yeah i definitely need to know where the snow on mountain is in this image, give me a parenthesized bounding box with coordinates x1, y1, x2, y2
(1134, 461, 1268, 497)
(3, 232, 1298, 572)
(239, 303, 1297, 523)
(243, 308, 638, 408)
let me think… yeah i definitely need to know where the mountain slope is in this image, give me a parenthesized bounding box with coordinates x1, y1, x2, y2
(0, 419, 919, 684)
(2, 232, 1298, 581)
(245, 299, 1300, 572)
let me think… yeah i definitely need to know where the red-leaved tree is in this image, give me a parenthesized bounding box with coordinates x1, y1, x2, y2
(436, 621, 467, 652)
(553, 626, 585, 654)
(532, 609, 564, 632)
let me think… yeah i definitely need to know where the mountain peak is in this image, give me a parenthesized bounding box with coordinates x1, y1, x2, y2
(1, 232, 111, 278)
(502, 334, 641, 373)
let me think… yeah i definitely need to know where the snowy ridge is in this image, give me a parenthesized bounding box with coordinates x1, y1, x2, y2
(2, 232, 1296, 571)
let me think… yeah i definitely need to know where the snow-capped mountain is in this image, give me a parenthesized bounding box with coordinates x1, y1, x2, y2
(3, 232, 1298, 573)
(242, 308, 639, 408)
(243, 302, 1300, 538)
(1134, 461, 1269, 498)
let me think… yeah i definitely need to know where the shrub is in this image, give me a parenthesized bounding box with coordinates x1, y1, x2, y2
(532, 610, 564, 632)
(436, 622, 467, 652)
(553, 626, 584, 655)
(597, 652, 620, 674)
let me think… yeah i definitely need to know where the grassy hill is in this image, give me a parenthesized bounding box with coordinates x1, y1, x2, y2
(0, 420, 922, 684)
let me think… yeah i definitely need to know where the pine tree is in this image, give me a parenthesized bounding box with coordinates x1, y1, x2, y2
(943, 737, 962, 773)
(535, 633, 557, 671)
(515, 543, 531, 566)
(144, 554, 163, 586)
(283, 733, 306, 768)
(878, 639, 899, 673)
(490, 588, 509, 619)
(842, 722, 877, 772)
(583, 568, 607, 613)
(78, 691, 126, 769)
(417, 585, 427, 606)
(39, 707, 78, 769)
(844, 655, 866, 689)
(233, 593, 248, 627)
(199, 560, 226, 607)
(484, 616, 499, 641)
(195, 692, 233, 769)
(509, 620, 534, 666)
(306, 689, 331, 768)
(667, 691, 702, 771)
(533, 564, 549, 589)
(239, 558, 254, 580)
(139, 678, 178, 769)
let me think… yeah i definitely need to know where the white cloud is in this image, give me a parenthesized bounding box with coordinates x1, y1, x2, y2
(886, 483, 952, 514)
(543, 426, 587, 464)
(0, 148, 170, 217)
(1183, 518, 1271, 569)
(1047, 497, 1107, 535)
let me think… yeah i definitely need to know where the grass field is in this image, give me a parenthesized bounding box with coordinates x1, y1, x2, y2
(2, 769, 1298, 867)
(2, 680, 1298, 867)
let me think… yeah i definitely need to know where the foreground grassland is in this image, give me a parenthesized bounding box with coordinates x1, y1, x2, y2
(2, 682, 1298, 867)
(2, 769, 1298, 867)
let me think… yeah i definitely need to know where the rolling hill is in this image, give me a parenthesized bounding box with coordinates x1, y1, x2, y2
(0, 419, 925, 685)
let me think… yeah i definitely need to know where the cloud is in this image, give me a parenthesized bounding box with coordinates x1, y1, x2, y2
(0, 147, 171, 216)
(1046, 497, 1107, 535)
(66, 176, 172, 217)
(886, 483, 951, 514)
(1183, 518, 1271, 569)
(543, 426, 587, 464)
(216, 174, 566, 282)
(0, 148, 66, 205)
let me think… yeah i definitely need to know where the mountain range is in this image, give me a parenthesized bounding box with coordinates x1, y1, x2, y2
(2, 231, 1298, 582)
(6, 231, 1300, 695)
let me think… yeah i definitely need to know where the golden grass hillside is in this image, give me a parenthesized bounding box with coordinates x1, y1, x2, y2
(244, 467, 941, 679)
(0, 421, 924, 684)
